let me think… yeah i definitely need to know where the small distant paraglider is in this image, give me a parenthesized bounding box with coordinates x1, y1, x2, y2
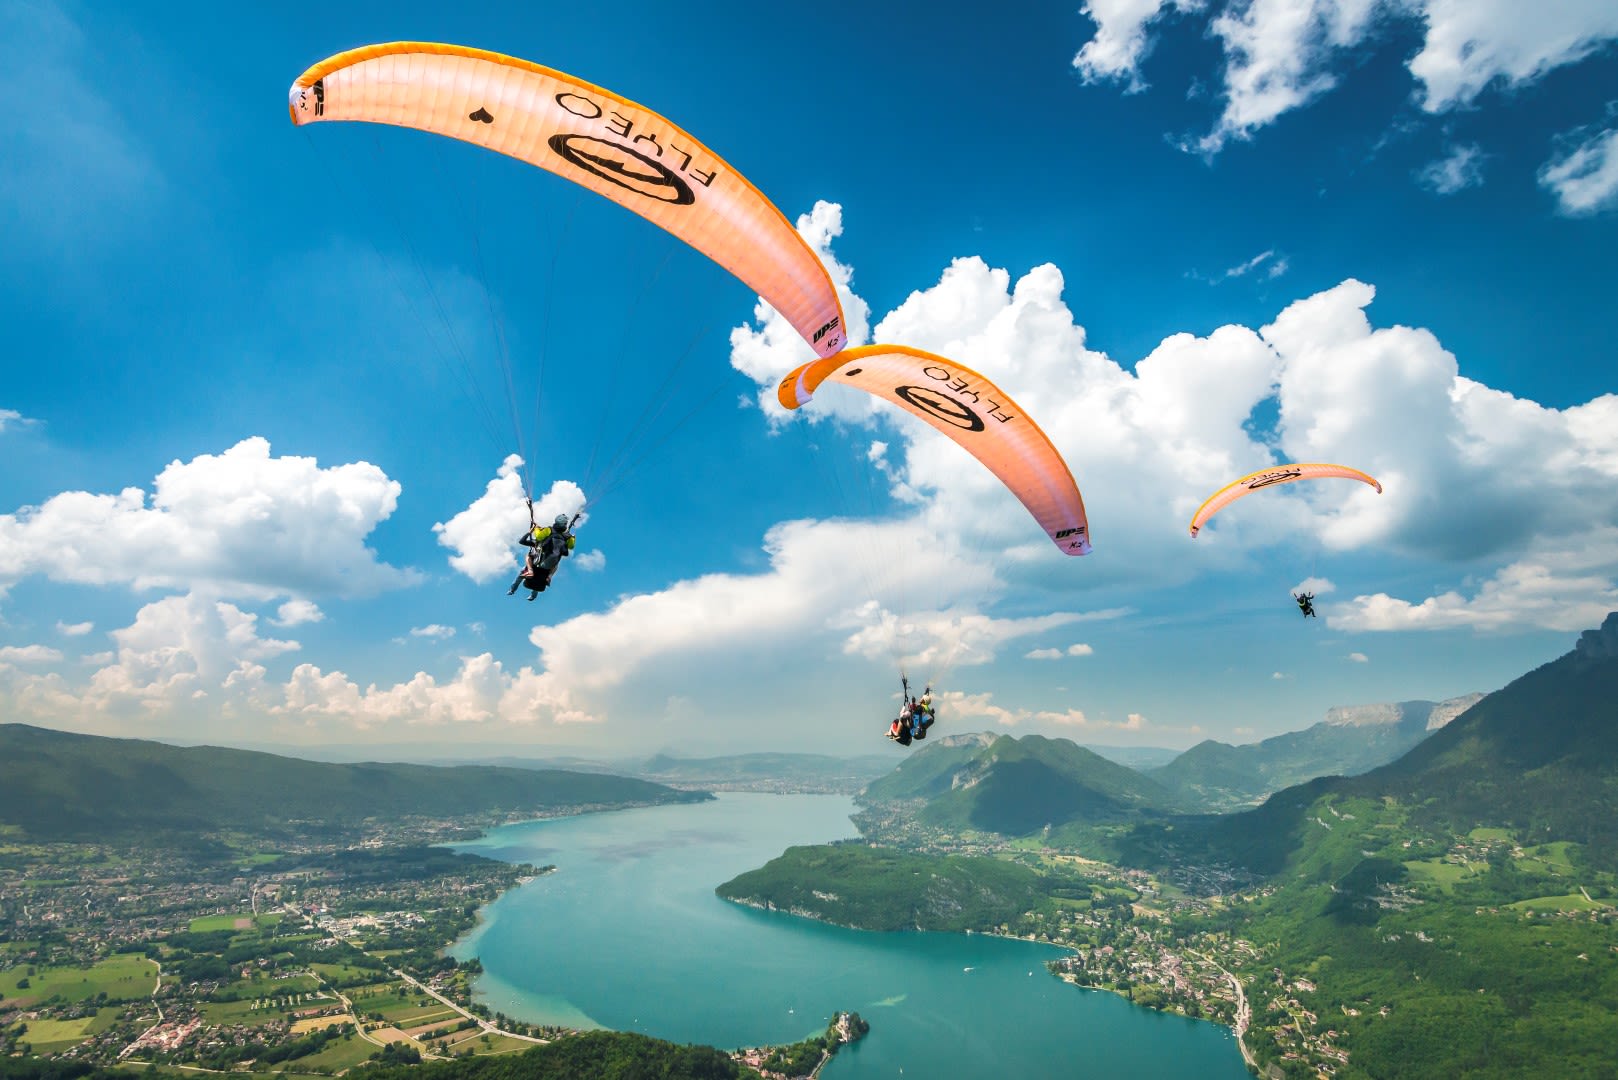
(1188, 463, 1381, 538)
(1188, 463, 1382, 620)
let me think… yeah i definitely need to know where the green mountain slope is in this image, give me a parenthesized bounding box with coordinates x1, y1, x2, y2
(0, 723, 709, 840)
(859, 732, 995, 801)
(1199, 613, 1618, 876)
(865, 733, 1177, 834)
(1151, 695, 1482, 811)
(1365, 616, 1618, 865)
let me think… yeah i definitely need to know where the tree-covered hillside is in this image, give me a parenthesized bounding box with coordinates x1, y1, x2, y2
(717, 843, 1086, 932)
(0, 723, 710, 840)
(863, 733, 1178, 836)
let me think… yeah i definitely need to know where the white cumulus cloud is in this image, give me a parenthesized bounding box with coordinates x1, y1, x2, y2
(2, 593, 299, 729)
(0, 645, 63, 664)
(273, 600, 323, 627)
(1538, 117, 1618, 215)
(1026, 643, 1096, 660)
(0, 437, 408, 600)
(1073, 0, 1618, 154)
(1330, 532, 1618, 632)
(1407, 0, 1618, 113)
(54, 620, 93, 637)
(1073, 0, 1203, 89)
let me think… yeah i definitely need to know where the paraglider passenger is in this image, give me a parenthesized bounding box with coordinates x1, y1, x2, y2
(887, 714, 912, 746)
(1294, 592, 1316, 618)
(890, 701, 916, 746)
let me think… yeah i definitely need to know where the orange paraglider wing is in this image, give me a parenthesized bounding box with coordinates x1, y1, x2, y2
(1188, 463, 1382, 537)
(290, 42, 847, 357)
(778, 345, 1091, 555)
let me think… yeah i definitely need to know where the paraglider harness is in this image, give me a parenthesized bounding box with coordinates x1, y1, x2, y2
(1294, 592, 1316, 618)
(512, 501, 580, 598)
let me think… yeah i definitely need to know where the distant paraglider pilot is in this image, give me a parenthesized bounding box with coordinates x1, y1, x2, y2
(1294, 592, 1317, 619)
(507, 514, 577, 601)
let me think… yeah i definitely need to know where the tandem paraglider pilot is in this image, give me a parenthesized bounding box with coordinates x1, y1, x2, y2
(507, 514, 576, 601)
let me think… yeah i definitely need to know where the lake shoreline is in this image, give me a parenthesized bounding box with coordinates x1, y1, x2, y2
(719, 892, 1245, 1048)
(442, 793, 1248, 1079)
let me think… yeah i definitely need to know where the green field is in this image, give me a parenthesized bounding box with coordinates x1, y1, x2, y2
(0, 955, 157, 1006)
(294, 1031, 380, 1073)
(390, 1004, 460, 1026)
(1404, 858, 1476, 893)
(1521, 841, 1578, 874)
(187, 912, 283, 933)
(198, 993, 331, 1026)
(248, 974, 324, 997)
(345, 984, 433, 1020)
(1507, 893, 1607, 912)
(470, 1033, 541, 1055)
(1467, 827, 1514, 842)
(310, 961, 383, 986)
(11, 1007, 123, 1054)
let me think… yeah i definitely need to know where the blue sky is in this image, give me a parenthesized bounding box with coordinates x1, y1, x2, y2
(2, 0, 1615, 758)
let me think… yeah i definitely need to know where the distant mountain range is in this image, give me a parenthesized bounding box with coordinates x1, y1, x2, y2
(0, 723, 709, 841)
(1197, 612, 1618, 874)
(859, 687, 1490, 836)
(454, 751, 895, 794)
(1149, 693, 1484, 811)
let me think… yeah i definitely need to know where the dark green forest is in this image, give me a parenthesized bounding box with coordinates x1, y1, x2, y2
(0, 723, 709, 840)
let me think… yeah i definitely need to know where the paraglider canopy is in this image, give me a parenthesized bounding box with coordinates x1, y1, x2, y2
(778, 345, 1091, 555)
(289, 42, 847, 360)
(1188, 463, 1381, 538)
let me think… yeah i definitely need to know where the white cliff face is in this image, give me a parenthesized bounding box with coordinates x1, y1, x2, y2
(1426, 693, 1485, 731)
(1322, 693, 1485, 731)
(1323, 703, 1405, 727)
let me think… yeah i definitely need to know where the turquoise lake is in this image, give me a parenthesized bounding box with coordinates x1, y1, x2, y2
(449, 792, 1248, 1078)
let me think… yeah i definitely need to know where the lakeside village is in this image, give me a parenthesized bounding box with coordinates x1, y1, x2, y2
(855, 798, 1363, 1076)
(0, 813, 865, 1079)
(851, 801, 1618, 1079)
